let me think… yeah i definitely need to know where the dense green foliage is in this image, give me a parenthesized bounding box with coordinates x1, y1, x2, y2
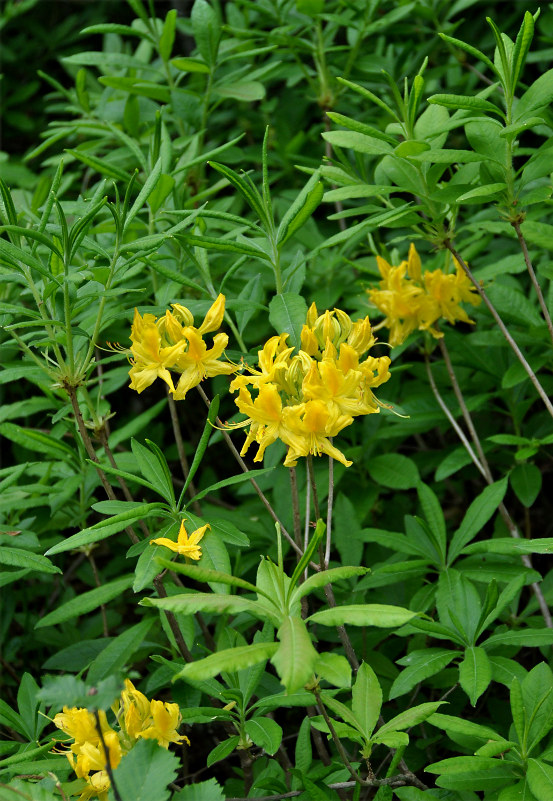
(1, 1, 553, 799)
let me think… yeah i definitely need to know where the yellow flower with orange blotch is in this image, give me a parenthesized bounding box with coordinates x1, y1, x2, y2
(150, 519, 210, 560)
(137, 700, 190, 748)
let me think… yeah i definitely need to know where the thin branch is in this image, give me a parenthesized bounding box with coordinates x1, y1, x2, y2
(512, 219, 553, 346)
(325, 452, 334, 570)
(289, 467, 303, 551)
(66, 385, 139, 544)
(444, 241, 553, 419)
(167, 390, 201, 514)
(426, 350, 553, 628)
(93, 710, 122, 801)
(88, 552, 108, 637)
(153, 575, 194, 662)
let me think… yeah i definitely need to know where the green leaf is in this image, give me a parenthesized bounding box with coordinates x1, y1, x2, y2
(416, 481, 446, 559)
(108, 738, 179, 801)
(130, 438, 175, 506)
(177, 642, 278, 682)
(277, 171, 323, 247)
(516, 69, 553, 120)
(426, 755, 517, 791)
(438, 33, 497, 76)
(177, 232, 272, 261)
(178, 395, 219, 508)
(367, 454, 420, 489)
(322, 130, 393, 156)
(143, 593, 279, 626)
(0, 422, 75, 462)
(290, 566, 368, 606)
(45, 503, 166, 555)
(484, 629, 553, 650)
(448, 478, 508, 563)
(272, 616, 319, 694)
(191, 0, 220, 67)
(171, 57, 211, 74)
(390, 649, 457, 700)
(426, 712, 503, 742)
(307, 604, 416, 628)
(352, 662, 381, 739)
(268, 293, 308, 351)
(315, 653, 351, 688)
(154, 557, 262, 596)
(428, 93, 504, 116)
(0, 547, 61, 575)
(208, 161, 268, 228)
(523, 760, 553, 801)
(35, 575, 134, 628)
(377, 702, 444, 737)
(244, 717, 282, 755)
(206, 736, 239, 767)
(171, 778, 224, 801)
(463, 538, 553, 556)
(64, 148, 131, 183)
(159, 8, 177, 62)
(459, 646, 492, 706)
(213, 81, 265, 101)
(87, 618, 154, 685)
(188, 467, 275, 506)
(456, 183, 507, 202)
(510, 463, 542, 508)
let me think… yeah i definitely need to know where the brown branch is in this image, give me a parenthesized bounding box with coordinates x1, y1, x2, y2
(444, 241, 553, 419)
(512, 220, 553, 346)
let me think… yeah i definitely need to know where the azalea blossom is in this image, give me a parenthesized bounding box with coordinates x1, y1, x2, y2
(368, 243, 481, 346)
(128, 294, 237, 398)
(150, 519, 210, 560)
(229, 304, 390, 468)
(53, 679, 189, 801)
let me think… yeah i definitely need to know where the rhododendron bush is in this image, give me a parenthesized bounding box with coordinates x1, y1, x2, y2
(2, 1, 553, 800)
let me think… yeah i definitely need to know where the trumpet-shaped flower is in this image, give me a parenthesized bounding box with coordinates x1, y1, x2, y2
(172, 330, 235, 400)
(128, 310, 184, 394)
(150, 519, 210, 560)
(128, 295, 237, 398)
(229, 304, 390, 468)
(369, 243, 481, 346)
(54, 679, 189, 801)
(137, 700, 190, 748)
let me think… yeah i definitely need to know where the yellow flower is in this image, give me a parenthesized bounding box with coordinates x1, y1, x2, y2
(233, 383, 287, 462)
(128, 310, 184, 394)
(172, 329, 236, 400)
(53, 708, 112, 752)
(119, 679, 152, 740)
(230, 304, 389, 468)
(128, 295, 237, 397)
(283, 400, 353, 468)
(137, 700, 190, 748)
(78, 770, 111, 801)
(368, 244, 481, 346)
(150, 519, 210, 560)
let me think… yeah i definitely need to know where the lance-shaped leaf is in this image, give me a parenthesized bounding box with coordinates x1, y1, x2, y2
(307, 604, 416, 628)
(271, 616, 319, 694)
(36, 575, 134, 628)
(141, 592, 280, 626)
(276, 171, 324, 247)
(177, 642, 278, 682)
(154, 557, 273, 601)
(352, 662, 382, 740)
(289, 566, 368, 606)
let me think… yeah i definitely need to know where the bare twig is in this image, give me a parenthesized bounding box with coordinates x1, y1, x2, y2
(167, 390, 201, 514)
(93, 709, 122, 801)
(512, 220, 553, 346)
(444, 241, 553, 419)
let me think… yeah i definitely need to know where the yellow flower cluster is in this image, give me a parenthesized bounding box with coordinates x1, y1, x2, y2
(128, 294, 236, 399)
(229, 303, 391, 468)
(53, 679, 188, 801)
(368, 244, 481, 346)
